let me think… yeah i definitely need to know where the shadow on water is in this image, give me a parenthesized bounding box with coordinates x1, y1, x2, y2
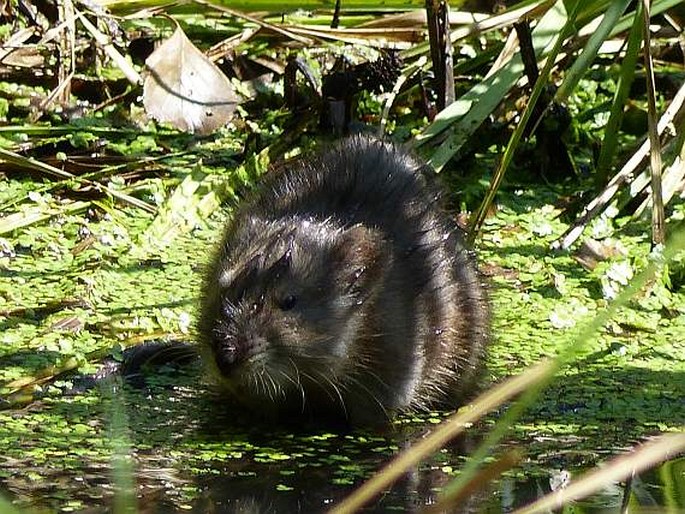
(1, 358, 683, 513)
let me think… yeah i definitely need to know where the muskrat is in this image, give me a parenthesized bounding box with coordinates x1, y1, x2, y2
(198, 136, 490, 424)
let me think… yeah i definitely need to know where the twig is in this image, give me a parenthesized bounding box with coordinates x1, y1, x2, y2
(552, 78, 685, 250)
(426, 0, 454, 110)
(420, 449, 523, 514)
(77, 10, 143, 85)
(512, 434, 685, 514)
(642, 0, 665, 246)
(470, 1, 579, 241)
(0, 147, 155, 213)
(193, 0, 315, 46)
(379, 56, 428, 137)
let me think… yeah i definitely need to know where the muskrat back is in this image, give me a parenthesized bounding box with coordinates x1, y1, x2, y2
(198, 135, 490, 424)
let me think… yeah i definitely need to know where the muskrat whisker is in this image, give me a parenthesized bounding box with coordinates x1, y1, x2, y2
(256, 369, 272, 400)
(285, 358, 307, 412)
(278, 367, 304, 404)
(304, 369, 348, 419)
(300, 370, 336, 401)
(342, 374, 390, 422)
(286, 358, 302, 385)
(350, 365, 391, 392)
(251, 371, 263, 397)
(279, 367, 300, 390)
(264, 370, 281, 401)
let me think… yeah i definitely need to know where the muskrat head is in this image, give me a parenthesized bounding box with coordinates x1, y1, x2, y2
(200, 217, 386, 412)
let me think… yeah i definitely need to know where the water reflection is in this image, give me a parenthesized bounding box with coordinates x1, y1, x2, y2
(1, 371, 683, 513)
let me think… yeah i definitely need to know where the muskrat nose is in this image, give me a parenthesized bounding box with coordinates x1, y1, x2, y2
(214, 340, 241, 376)
(213, 333, 267, 376)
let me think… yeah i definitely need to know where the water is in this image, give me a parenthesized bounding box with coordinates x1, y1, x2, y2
(1, 370, 682, 513)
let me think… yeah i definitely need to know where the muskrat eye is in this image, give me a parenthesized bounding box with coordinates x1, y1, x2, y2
(279, 294, 297, 311)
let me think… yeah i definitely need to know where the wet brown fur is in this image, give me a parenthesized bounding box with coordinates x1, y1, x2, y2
(198, 136, 490, 424)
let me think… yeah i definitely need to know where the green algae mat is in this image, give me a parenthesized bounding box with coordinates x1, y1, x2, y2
(1, 176, 683, 511)
(2, 0, 685, 508)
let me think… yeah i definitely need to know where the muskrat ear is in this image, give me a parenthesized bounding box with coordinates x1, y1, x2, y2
(334, 225, 385, 296)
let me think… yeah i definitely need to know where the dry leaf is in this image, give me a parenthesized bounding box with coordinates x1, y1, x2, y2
(573, 238, 628, 271)
(143, 25, 238, 135)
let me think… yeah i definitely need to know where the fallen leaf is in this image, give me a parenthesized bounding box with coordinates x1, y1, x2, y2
(143, 25, 238, 134)
(573, 237, 628, 271)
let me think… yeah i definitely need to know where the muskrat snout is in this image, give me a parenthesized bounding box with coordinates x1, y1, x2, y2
(212, 322, 267, 377)
(213, 338, 241, 376)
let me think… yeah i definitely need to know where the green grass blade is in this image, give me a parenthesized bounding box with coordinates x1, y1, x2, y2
(513, 433, 685, 514)
(440, 226, 685, 500)
(414, 0, 563, 170)
(470, 0, 579, 238)
(0, 201, 91, 235)
(0, 147, 155, 213)
(328, 361, 554, 514)
(101, 380, 138, 514)
(554, 0, 632, 103)
(606, 0, 683, 37)
(595, 1, 643, 182)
